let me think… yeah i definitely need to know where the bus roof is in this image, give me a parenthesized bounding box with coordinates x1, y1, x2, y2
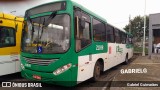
(25, 0, 107, 23)
(0, 12, 24, 22)
(25, 0, 130, 33)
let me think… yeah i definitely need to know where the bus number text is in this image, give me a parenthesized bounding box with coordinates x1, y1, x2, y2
(96, 45, 104, 50)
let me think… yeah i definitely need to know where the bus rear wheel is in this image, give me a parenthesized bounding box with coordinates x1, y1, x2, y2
(92, 61, 101, 81)
(124, 54, 129, 65)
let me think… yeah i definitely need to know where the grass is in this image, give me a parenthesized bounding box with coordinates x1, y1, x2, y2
(134, 46, 148, 54)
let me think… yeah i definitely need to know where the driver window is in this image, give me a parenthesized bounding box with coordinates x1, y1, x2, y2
(74, 9, 91, 52)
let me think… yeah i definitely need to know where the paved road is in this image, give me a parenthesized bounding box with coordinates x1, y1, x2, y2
(110, 56, 160, 90)
(0, 56, 137, 90)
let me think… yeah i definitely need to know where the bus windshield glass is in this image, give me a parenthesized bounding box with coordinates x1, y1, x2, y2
(22, 14, 70, 54)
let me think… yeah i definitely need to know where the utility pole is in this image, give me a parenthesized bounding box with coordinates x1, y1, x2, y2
(142, 0, 146, 56)
(129, 15, 131, 33)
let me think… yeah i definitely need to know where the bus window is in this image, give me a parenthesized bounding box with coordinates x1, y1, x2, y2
(121, 32, 127, 44)
(119, 31, 126, 44)
(93, 18, 106, 41)
(106, 24, 115, 43)
(126, 34, 132, 44)
(75, 10, 91, 52)
(115, 28, 121, 43)
(0, 27, 16, 47)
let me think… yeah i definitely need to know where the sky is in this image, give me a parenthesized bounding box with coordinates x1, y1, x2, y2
(0, 0, 160, 29)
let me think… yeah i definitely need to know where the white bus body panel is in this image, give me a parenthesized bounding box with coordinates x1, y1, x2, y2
(77, 43, 133, 82)
(0, 55, 20, 76)
(77, 53, 107, 82)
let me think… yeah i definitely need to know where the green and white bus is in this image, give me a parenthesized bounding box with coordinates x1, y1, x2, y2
(20, 0, 133, 86)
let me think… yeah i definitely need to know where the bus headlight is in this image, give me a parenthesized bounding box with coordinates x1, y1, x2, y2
(53, 63, 72, 75)
(21, 63, 25, 70)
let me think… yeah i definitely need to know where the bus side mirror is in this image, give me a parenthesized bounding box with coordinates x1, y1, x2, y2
(79, 19, 85, 30)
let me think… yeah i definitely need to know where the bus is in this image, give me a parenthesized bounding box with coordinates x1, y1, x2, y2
(0, 13, 24, 76)
(20, 0, 133, 86)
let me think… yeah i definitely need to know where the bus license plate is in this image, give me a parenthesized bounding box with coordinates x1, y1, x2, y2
(33, 75, 41, 80)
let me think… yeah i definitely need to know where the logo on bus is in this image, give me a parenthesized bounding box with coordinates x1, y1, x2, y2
(96, 45, 104, 50)
(116, 46, 123, 54)
(37, 46, 42, 53)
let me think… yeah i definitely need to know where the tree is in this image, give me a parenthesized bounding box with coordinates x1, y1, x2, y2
(124, 15, 149, 42)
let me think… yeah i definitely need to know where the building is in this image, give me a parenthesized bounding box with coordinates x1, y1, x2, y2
(148, 13, 160, 58)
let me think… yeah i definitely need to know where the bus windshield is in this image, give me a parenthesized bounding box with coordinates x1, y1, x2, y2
(22, 14, 70, 54)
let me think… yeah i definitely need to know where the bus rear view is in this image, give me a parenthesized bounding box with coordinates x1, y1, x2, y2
(0, 13, 23, 76)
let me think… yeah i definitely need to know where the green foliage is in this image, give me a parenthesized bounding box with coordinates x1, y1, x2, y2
(124, 16, 149, 42)
(134, 46, 148, 54)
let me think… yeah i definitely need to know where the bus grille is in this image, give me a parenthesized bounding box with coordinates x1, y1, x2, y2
(24, 58, 57, 66)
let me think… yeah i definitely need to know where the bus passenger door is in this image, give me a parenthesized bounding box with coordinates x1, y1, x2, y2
(105, 25, 117, 69)
(74, 8, 93, 82)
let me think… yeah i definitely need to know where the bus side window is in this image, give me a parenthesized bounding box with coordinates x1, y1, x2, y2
(123, 33, 127, 44)
(115, 29, 121, 43)
(74, 9, 91, 52)
(126, 35, 132, 44)
(106, 24, 115, 43)
(93, 18, 106, 42)
(0, 27, 16, 47)
(120, 31, 126, 44)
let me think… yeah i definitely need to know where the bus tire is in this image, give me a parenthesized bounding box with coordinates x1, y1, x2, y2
(92, 61, 101, 81)
(124, 54, 129, 65)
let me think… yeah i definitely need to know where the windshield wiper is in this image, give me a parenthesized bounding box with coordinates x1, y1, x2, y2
(27, 16, 32, 23)
(40, 12, 57, 39)
(31, 24, 34, 41)
(39, 11, 57, 39)
(37, 17, 41, 47)
(27, 16, 34, 41)
(36, 12, 57, 53)
(44, 11, 57, 27)
(40, 18, 45, 39)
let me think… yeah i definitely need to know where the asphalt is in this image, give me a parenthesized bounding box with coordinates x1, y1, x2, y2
(110, 56, 160, 90)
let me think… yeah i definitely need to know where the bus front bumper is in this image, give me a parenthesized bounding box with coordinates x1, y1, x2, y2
(21, 68, 76, 86)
